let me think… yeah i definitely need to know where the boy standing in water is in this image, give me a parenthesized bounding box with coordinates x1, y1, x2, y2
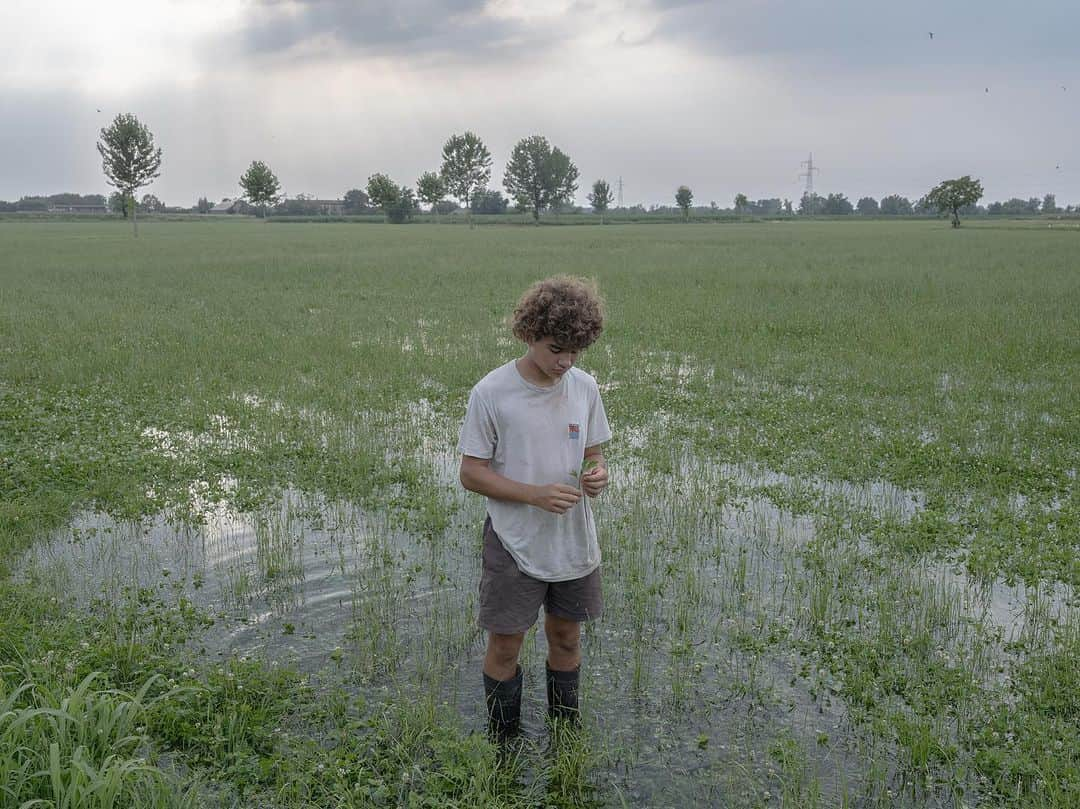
(458, 276, 611, 741)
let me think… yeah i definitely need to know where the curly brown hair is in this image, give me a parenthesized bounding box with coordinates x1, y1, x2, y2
(510, 275, 605, 350)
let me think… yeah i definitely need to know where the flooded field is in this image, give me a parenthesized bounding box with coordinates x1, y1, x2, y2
(2, 220, 1078, 807)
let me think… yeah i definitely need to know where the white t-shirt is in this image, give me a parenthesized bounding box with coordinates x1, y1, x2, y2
(457, 360, 612, 582)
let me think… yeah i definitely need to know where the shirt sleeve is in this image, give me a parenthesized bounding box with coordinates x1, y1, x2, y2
(457, 387, 497, 459)
(585, 385, 612, 448)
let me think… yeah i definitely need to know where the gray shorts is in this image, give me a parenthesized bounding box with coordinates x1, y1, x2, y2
(478, 515, 603, 635)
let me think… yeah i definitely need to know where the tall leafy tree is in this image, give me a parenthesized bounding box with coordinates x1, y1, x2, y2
(366, 173, 398, 212)
(913, 195, 937, 215)
(108, 191, 130, 218)
(196, 196, 212, 214)
(588, 179, 614, 223)
(824, 193, 854, 215)
(343, 188, 371, 214)
(733, 193, 749, 213)
(1042, 193, 1058, 214)
(239, 160, 282, 218)
(856, 196, 879, 215)
(140, 194, 163, 213)
(925, 175, 983, 228)
(416, 171, 446, 221)
(471, 189, 509, 215)
(880, 194, 913, 215)
(440, 131, 492, 227)
(366, 174, 415, 224)
(502, 135, 579, 224)
(96, 112, 162, 237)
(675, 186, 693, 220)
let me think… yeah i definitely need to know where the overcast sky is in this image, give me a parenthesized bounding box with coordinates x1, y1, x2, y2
(3, 0, 1077, 207)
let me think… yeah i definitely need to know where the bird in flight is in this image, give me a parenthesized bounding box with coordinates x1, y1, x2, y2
(985, 87, 989, 93)
(928, 32, 934, 40)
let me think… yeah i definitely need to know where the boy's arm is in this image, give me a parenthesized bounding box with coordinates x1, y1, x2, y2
(459, 456, 536, 504)
(581, 443, 609, 498)
(459, 456, 581, 514)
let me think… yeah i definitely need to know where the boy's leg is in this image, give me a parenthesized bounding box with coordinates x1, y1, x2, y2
(484, 631, 525, 681)
(544, 613, 581, 721)
(484, 631, 525, 740)
(478, 516, 546, 741)
(544, 612, 581, 671)
(543, 565, 601, 723)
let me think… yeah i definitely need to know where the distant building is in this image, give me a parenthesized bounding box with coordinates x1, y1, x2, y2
(277, 197, 346, 215)
(209, 199, 252, 215)
(310, 199, 345, 215)
(48, 203, 108, 214)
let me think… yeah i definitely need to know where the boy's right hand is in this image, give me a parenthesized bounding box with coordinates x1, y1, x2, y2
(531, 484, 582, 514)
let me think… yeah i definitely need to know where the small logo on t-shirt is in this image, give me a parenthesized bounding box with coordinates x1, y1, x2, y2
(568, 423, 580, 440)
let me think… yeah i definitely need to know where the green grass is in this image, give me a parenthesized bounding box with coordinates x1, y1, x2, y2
(2, 218, 1078, 806)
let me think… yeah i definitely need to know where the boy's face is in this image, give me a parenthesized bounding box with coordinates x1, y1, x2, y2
(524, 336, 581, 384)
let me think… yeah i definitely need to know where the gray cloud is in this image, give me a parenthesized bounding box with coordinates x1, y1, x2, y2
(237, 0, 543, 65)
(648, 0, 1080, 76)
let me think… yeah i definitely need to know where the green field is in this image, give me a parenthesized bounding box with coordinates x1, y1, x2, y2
(2, 219, 1078, 807)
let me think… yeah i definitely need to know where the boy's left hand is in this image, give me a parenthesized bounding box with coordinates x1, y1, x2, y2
(581, 465, 609, 497)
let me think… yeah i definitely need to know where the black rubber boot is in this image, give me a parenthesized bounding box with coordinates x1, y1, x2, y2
(546, 663, 580, 723)
(484, 666, 522, 742)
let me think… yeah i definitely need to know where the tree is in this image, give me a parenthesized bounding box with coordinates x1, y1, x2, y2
(1042, 193, 1058, 214)
(733, 193, 748, 214)
(16, 196, 50, 212)
(783, 199, 794, 215)
(440, 131, 492, 228)
(798, 192, 826, 216)
(824, 193, 854, 215)
(196, 196, 212, 214)
(925, 175, 983, 228)
(992, 198, 1030, 215)
(588, 179, 614, 223)
(388, 189, 417, 224)
(366, 174, 398, 212)
(416, 171, 446, 220)
(97, 112, 162, 237)
(913, 195, 937, 216)
(675, 186, 693, 220)
(239, 160, 282, 218)
(502, 135, 579, 224)
(108, 191, 131, 218)
(751, 198, 782, 215)
(343, 188, 371, 214)
(880, 194, 913, 216)
(856, 196, 879, 215)
(471, 188, 509, 215)
(366, 174, 415, 224)
(140, 194, 163, 213)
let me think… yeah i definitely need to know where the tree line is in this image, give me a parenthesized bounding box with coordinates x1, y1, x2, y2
(3, 114, 1073, 232)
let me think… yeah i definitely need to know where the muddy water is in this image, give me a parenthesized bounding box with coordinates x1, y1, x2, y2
(18, 405, 1071, 807)
(20, 484, 851, 805)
